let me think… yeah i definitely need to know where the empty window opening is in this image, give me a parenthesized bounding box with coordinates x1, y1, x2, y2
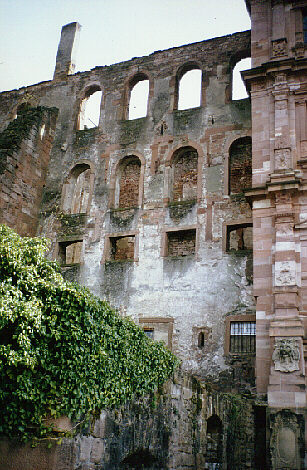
(63, 164, 92, 214)
(117, 157, 141, 208)
(178, 69, 202, 110)
(58, 241, 82, 265)
(232, 58, 251, 100)
(206, 415, 223, 468)
(230, 321, 256, 353)
(167, 229, 196, 257)
(198, 332, 205, 348)
(129, 79, 149, 120)
(78, 87, 102, 130)
(143, 328, 154, 340)
(172, 147, 198, 202)
(229, 137, 252, 194)
(227, 224, 252, 252)
(110, 235, 135, 261)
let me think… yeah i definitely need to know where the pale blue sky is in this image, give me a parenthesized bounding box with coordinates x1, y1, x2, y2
(0, 0, 250, 93)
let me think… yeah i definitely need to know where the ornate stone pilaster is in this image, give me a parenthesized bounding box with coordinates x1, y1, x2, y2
(272, 73, 292, 172)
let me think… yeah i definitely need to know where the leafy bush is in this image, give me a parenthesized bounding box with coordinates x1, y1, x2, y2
(0, 225, 178, 440)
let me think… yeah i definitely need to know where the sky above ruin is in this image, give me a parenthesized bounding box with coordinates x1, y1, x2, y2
(0, 0, 250, 93)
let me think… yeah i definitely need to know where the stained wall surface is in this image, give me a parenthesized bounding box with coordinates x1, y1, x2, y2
(0, 28, 255, 387)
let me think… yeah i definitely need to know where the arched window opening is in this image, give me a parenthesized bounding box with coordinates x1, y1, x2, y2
(63, 164, 92, 214)
(178, 69, 202, 110)
(78, 86, 102, 130)
(129, 79, 149, 120)
(172, 147, 198, 202)
(116, 156, 141, 208)
(121, 449, 159, 469)
(232, 58, 251, 100)
(229, 137, 252, 194)
(206, 415, 223, 468)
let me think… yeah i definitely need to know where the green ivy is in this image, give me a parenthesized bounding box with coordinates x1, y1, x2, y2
(0, 225, 179, 441)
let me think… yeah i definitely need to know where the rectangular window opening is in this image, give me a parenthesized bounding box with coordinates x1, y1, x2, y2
(58, 240, 83, 265)
(166, 229, 196, 257)
(230, 321, 256, 353)
(226, 224, 252, 252)
(110, 235, 135, 261)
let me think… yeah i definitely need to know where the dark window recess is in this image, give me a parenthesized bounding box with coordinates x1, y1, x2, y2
(198, 332, 205, 348)
(206, 415, 223, 466)
(110, 236, 135, 261)
(229, 137, 252, 194)
(167, 229, 196, 257)
(230, 321, 256, 353)
(58, 241, 82, 265)
(143, 328, 154, 339)
(227, 224, 252, 252)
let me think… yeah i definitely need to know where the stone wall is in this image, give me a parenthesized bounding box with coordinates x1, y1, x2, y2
(0, 28, 254, 385)
(0, 371, 257, 470)
(0, 107, 58, 236)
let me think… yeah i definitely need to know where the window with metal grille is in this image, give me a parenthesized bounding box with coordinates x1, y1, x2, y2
(230, 321, 255, 353)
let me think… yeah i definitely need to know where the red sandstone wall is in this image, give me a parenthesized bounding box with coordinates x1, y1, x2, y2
(0, 110, 57, 237)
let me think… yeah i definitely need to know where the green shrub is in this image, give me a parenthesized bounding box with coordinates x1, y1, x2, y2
(0, 225, 178, 441)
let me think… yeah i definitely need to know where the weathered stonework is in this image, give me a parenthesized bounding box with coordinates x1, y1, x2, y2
(1, 0, 307, 467)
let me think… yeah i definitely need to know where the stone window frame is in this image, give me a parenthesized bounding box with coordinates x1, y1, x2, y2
(61, 160, 95, 215)
(139, 317, 174, 350)
(192, 326, 212, 350)
(55, 237, 83, 266)
(76, 82, 103, 130)
(222, 218, 253, 253)
(122, 70, 154, 120)
(103, 230, 139, 263)
(164, 141, 204, 206)
(172, 61, 205, 111)
(109, 152, 146, 210)
(224, 313, 256, 356)
(161, 225, 198, 258)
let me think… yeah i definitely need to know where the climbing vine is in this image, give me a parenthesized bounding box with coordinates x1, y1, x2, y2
(0, 225, 179, 441)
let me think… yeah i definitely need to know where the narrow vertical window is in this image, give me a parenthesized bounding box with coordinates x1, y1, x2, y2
(78, 86, 102, 129)
(172, 147, 198, 202)
(62, 164, 92, 214)
(116, 156, 141, 208)
(229, 137, 252, 194)
(178, 69, 202, 110)
(232, 58, 251, 100)
(129, 79, 149, 120)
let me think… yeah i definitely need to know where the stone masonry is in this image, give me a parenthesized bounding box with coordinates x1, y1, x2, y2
(0, 1, 307, 468)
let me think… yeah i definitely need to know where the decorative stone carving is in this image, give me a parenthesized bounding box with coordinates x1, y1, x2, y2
(274, 148, 291, 170)
(275, 191, 292, 205)
(272, 338, 300, 373)
(270, 411, 301, 470)
(272, 38, 287, 57)
(275, 261, 296, 287)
